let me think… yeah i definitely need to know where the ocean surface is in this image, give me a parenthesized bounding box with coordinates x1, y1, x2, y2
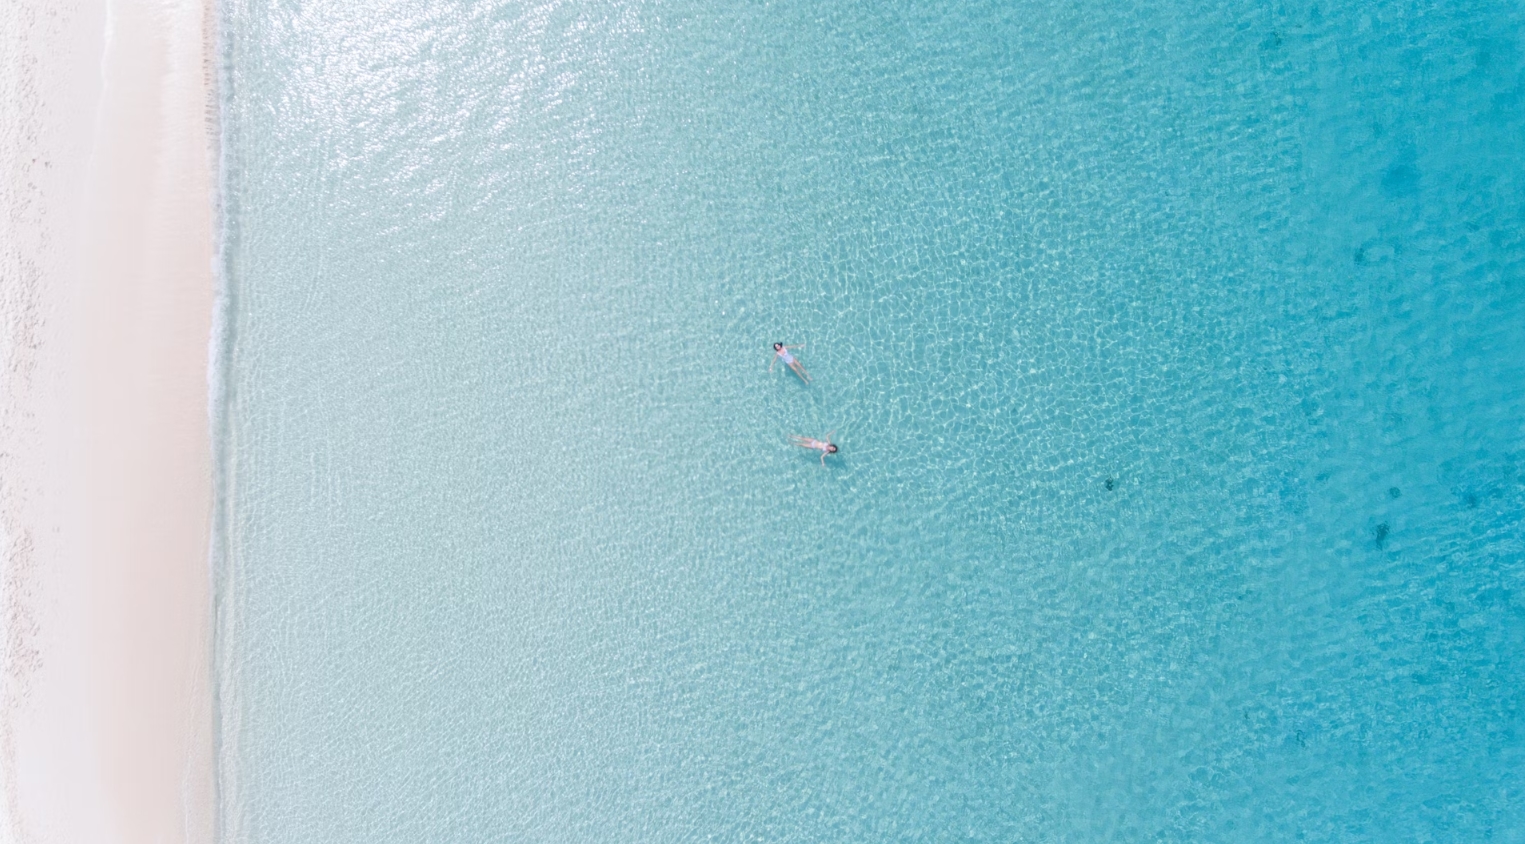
(214, 0, 1525, 839)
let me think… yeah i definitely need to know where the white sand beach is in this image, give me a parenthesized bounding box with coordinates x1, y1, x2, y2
(1, 0, 218, 841)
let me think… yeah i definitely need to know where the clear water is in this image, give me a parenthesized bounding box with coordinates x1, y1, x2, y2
(214, 0, 1525, 840)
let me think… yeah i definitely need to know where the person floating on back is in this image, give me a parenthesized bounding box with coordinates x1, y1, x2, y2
(771, 342, 810, 384)
(790, 431, 838, 466)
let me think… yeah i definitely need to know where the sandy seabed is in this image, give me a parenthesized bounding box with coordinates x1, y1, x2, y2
(1, 0, 219, 841)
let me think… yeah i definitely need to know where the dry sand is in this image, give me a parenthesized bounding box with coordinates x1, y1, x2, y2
(1, 0, 218, 841)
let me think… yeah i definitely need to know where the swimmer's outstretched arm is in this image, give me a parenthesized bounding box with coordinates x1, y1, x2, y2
(820, 431, 836, 463)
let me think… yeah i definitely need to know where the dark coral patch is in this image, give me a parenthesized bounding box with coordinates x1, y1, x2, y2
(1381, 162, 1419, 197)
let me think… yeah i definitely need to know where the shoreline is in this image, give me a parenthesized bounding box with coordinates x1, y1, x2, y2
(1, 0, 219, 841)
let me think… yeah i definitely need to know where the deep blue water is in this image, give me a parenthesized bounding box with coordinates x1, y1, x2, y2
(215, 0, 1525, 840)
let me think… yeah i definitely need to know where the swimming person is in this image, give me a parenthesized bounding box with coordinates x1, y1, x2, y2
(789, 431, 838, 466)
(770, 342, 811, 384)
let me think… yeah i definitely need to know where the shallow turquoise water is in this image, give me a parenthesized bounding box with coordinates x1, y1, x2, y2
(215, 0, 1525, 840)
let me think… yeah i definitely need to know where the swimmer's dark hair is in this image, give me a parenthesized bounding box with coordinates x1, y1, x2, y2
(773, 342, 783, 350)
(827, 444, 838, 453)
